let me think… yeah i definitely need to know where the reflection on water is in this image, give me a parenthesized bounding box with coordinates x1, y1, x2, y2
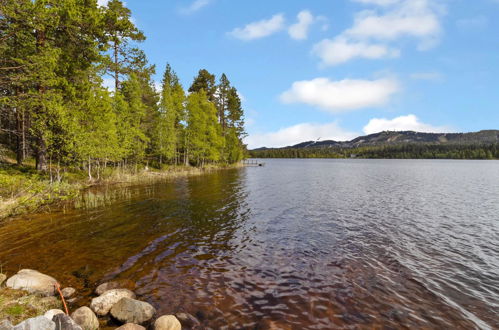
(0, 160, 498, 329)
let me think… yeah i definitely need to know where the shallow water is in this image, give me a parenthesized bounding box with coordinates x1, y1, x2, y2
(1, 159, 498, 329)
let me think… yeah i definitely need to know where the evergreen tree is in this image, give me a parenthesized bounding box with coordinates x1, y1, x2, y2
(188, 69, 216, 102)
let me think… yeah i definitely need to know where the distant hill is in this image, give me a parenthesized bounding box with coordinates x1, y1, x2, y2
(249, 130, 499, 160)
(271, 130, 499, 150)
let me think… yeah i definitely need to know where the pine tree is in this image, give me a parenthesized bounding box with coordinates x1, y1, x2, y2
(188, 69, 216, 103)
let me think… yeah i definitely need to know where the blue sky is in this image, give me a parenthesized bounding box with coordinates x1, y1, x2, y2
(100, 0, 499, 148)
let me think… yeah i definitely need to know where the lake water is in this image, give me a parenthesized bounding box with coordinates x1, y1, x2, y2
(1, 159, 498, 329)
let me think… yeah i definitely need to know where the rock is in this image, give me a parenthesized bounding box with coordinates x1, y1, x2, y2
(154, 315, 181, 330)
(115, 324, 145, 330)
(0, 274, 6, 286)
(175, 313, 200, 328)
(0, 320, 13, 330)
(52, 314, 82, 330)
(13, 316, 55, 330)
(61, 288, 76, 299)
(6, 269, 58, 296)
(90, 289, 135, 316)
(95, 280, 134, 296)
(110, 298, 155, 325)
(71, 307, 99, 330)
(44, 310, 65, 321)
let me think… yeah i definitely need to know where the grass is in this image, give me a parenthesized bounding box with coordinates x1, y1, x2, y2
(0, 153, 242, 221)
(0, 287, 62, 325)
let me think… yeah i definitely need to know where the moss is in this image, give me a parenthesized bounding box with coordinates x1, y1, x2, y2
(0, 288, 62, 325)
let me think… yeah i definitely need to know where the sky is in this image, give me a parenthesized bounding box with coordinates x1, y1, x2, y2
(100, 0, 499, 148)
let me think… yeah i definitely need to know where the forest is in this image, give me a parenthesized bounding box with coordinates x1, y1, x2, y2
(0, 0, 247, 182)
(250, 143, 499, 160)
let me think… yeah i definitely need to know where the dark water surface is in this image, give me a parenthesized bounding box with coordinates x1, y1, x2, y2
(1, 159, 498, 329)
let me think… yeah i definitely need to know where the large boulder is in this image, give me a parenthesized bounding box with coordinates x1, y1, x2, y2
(0, 274, 6, 286)
(95, 280, 134, 296)
(13, 316, 55, 330)
(90, 289, 135, 316)
(71, 307, 99, 330)
(154, 316, 181, 330)
(0, 320, 13, 330)
(6, 270, 58, 296)
(115, 324, 145, 330)
(52, 314, 82, 330)
(175, 313, 200, 328)
(110, 298, 155, 325)
(44, 310, 65, 321)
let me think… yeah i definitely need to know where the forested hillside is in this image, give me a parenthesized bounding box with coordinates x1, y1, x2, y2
(250, 131, 499, 160)
(0, 0, 247, 180)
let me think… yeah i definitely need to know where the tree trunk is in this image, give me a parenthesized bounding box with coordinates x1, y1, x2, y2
(114, 40, 119, 90)
(35, 137, 48, 171)
(16, 109, 23, 165)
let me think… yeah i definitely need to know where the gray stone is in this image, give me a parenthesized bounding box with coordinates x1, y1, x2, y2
(95, 280, 134, 296)
(13, 316, 56, 330)
(71, 307, 99, 330)
(61, 288, 76, 299)
(0, 319, 14, 330)
(0, 274, 6, 287)
(6, 269, 58, 296)
(44, 310, 65, 321)
(154, 315, 181, 330)
(115, 324, 145, 330)
(110, 298, 155, 325)
(90, 289, 135, 316)
(175, 313, 200, 328)
(52, 314, 82, 330)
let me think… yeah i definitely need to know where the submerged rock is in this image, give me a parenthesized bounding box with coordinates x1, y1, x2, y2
(175, 313, 200, 328)
(61, 288, 76, 299)
(90, 289, 135, 316)
(115, 324, 145, 330)
(52, 314, 82, 330)
(44, 310, 65, 321)
(6, 270, 58, 296)
(0, 320, 13, 330)
(13, 316, 55, 330)
(71, 307, 99, 330)
(154, 315, 181, 330)
(95, 280, 134, 296)
(110, 298, 155, 325)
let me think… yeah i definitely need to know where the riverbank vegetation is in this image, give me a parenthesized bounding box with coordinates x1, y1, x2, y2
(250, 143, 499, 159)
(0, 0, 247, 218)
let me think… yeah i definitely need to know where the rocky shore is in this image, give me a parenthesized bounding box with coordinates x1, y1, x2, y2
(0, 269, 199, 330)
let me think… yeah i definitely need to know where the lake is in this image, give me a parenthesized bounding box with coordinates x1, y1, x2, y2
(1, 159, 498, 329)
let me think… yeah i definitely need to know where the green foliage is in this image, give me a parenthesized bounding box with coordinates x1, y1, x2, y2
(250, 143, 499, 160)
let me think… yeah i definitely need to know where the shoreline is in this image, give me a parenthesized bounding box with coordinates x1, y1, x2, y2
(0, 163, 242, 222)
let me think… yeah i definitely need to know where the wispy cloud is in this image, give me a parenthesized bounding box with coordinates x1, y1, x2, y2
(363, 114, 451, 134)
(313, 0, 444, 66)
(280, 77, 400, 113)
(410, 72, 443, 82)
(229, 14, 285, 41)
(180, 0, 213, 14)
(97, 0, 109, 7)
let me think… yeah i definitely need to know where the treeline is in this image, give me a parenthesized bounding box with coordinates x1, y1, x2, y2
(0, 0, 246, 180)
(250, 144, 499, 160)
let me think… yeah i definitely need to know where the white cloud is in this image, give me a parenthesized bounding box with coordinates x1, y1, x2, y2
(245, 122, 359, 149)
(313, 0, 443, 65)
(102, 77, 115, 91)
(312, 36, 400, 66)
(288, 10, 315, 40)
(345, 0, 442, 49)
(97, 0, 109, 7)
(229, 14, 285, 41)
(280, 77, 400, 113)
(180, 0, 213, 14)
(410, 72, 443, 81)
(363, 114, 450, 134)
